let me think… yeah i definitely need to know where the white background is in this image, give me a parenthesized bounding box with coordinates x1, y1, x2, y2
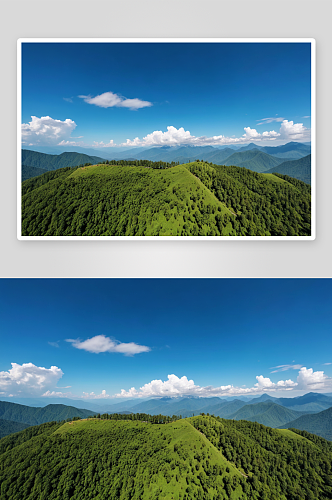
(1, 0, 331, 277)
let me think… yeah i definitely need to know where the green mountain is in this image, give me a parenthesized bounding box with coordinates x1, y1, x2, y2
(1, 414, 332, 499)
(222, 150, 288, 172)
(208, 399, 248, 417)
(22, 149, 105, 171)
(21, 160, 311, 237)
(22, 165, 48, 181)
(0, 401, 95, 427)
(0, 419, 30, 439)
(265, 154, 311, 184)
(279, 406, 332, 441)
(228, 401, 312, 428)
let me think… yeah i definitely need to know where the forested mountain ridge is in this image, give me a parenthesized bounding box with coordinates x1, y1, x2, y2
(0, 419, 30, 439)
(22, 150, 105, 171)
(22, 165, 48, 181)
(265, 154, 311, 184)
(279, 407, 332, 441)
(0, 415, 331, 500)
(0, 401, 95, 427)
(21, 160, 311, 237)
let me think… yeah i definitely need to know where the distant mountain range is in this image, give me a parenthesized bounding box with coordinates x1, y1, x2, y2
(21, 142, 311, 184)
(1, 391, 331, 440)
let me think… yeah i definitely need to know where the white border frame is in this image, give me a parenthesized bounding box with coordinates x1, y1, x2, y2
(17, 38, 316, 241)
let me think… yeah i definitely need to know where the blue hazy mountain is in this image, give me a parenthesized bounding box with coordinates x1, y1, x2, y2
(265, 154, 311, 184)
(279, 406, 332, 441)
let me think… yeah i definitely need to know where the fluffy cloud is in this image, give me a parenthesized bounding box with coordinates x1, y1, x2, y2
(66, 334, 151, 356)
(92, 140, 116, 148)
(113, 373, 298, 399)
(121, 125, 281, 148)
(0, 363, 63, 397)
(82, 389, 110, 399)
(279, 119, 311, 141)
(114, 367, 331, 399)
(42, 390, 73, 398)
(270, 364, 303, 373)
(58, 140, 85, 147)
(79, 91, 152, 110)
(297, 367, 332, 390)
(22, 116, 77, 146)
(121, 118, 312, 148)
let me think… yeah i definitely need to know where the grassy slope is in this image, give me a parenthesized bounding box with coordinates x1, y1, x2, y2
(55, 418, 244, 500)
(23, 164, 233, 236)
(0, 418, 243, 500)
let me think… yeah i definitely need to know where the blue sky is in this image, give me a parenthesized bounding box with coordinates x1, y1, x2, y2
(21, 42, 312, 149)
(0, 279, 331, 401)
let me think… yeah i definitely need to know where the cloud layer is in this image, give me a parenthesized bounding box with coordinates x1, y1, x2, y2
(0, 363, 63, 396)
(114, 367, 332, 399)
(120, 120, 310, 148)
(78, 91, 152, 110)
(22, 115, 310, 148)
(66, 334, 151, 356)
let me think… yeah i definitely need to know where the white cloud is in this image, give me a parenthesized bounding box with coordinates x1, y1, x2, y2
(270, 364, 303, 373)
(79, 91, 152, 110)
(297, 367, 332, 390)
(256, 117, 285, 125)
(279, 119, 311, 141)
(65, 334, 151, 356)
(323, 362, 332, 366)
(92, 140, 116, 148)
(22, 116, 77, 146)
(82, 389, 110, 399)
(57, 140, 85, 147)
(121, 125, 281, 148)
(63, 97, 73, 103)
(113, 373, 298, 399)
(0, 363, 63, 397)
(48, 341, 59, 348)
(42, 390, 73, 398)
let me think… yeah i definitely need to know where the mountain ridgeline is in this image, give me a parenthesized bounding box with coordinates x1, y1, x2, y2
(0, 401, 95, 437)
(21, 159, 311, 237)
(2, 391, 332, 441)
(0, 415, 332, 500)
(21, 142, 311, 183)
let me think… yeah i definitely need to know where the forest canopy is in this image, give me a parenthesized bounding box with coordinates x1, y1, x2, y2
(21, 161, 311, 237)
